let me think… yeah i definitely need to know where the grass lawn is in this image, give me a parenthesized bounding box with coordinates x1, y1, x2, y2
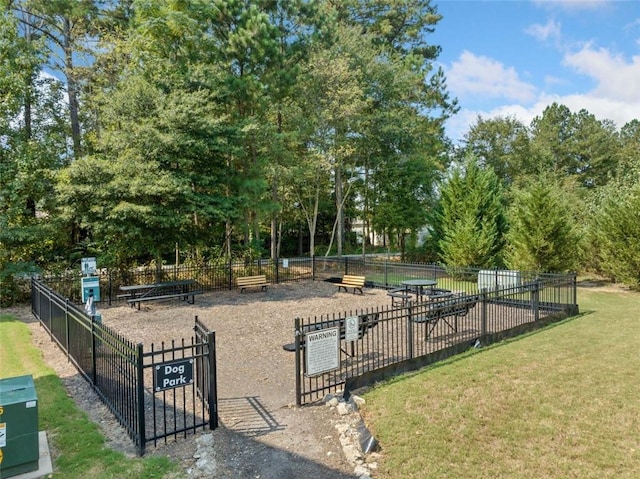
(0, 314, 181, 479)
(361, 286, 640, 479)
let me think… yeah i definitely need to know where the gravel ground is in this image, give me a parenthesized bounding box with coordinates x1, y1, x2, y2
(15, 280, 394, 478)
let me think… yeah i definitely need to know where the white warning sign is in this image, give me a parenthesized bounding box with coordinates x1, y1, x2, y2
(305, 327, 340, 376)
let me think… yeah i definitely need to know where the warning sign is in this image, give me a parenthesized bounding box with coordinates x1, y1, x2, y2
(305, 327, 339, 376)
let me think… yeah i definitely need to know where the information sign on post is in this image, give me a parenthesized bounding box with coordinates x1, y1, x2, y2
(305, 327, 340, 377)
(344, 316, 360, 342)
(81, 276, 100, 302)
(81, 257, 97, 275)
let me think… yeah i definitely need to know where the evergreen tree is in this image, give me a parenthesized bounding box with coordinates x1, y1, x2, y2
(588, 184, 640, 289)
(504, 174, 581, 273)
(435, 156, 506, 268)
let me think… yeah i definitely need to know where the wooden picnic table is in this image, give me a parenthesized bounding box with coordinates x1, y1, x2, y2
(120, 279, 202, 309)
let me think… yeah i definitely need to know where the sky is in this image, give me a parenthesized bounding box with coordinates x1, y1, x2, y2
(430, 0, 640, 142)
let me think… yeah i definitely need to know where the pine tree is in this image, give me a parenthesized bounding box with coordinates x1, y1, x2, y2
(436, 155, 506, 268)
(504, 175, 580, 273)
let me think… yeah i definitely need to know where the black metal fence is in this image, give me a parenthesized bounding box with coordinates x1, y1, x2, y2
(31, 278, 217, 455)
(292, 272, 578, 406)
(39, 255, 577, 307)
(42, 257, 316, 305)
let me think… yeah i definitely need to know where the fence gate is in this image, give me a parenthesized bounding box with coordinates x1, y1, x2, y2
(141, 316, 218, 449)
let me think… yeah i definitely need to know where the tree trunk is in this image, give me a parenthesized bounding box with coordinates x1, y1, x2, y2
(63, 17, 82, 161)
(335, 164, 343, 256)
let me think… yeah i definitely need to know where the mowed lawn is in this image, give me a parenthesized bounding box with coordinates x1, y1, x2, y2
(361, 286, 640, 479)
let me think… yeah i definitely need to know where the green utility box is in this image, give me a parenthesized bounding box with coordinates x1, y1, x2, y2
(0, 375, 39, 478)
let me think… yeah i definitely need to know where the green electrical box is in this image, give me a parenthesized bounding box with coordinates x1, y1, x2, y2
(0, 375, 39, 479)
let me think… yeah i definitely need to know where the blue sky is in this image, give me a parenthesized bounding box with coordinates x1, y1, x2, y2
(431, 0, 640, 142)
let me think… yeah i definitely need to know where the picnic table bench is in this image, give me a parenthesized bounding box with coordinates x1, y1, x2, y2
(387, 288, 413, 306)
(283, 312, 381, 356)
(237, 274, 268, 293)
(336, 275, 365, 295)
(412, 294, 479, 340)
(120, 280, 202, 310)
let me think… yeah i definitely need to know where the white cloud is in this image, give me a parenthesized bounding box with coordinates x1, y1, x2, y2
(532, 0, 613, 11)
(448, 92, 640, 143)
(525, 19, 562, 42)
(444, 42, 640, 142)
(447, 51, 538, 103)
(563, 44, 640, 102)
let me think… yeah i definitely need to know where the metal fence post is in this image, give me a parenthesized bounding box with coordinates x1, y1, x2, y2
(481, 288, 488, 337)
(91, 318, 97, 386)
(207, 331, 218, 429)
(65, 298, 70, 359)
(294, 317, 302, 407)
(136, 343, 146, 456)
(533, 279, 540, 321)
(407, 303, 414, 360)
(312, 256, 316, 281)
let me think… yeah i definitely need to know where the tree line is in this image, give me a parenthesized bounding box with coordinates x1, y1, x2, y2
(1, 0, 639, 305)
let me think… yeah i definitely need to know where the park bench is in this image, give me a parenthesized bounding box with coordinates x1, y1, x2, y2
(282, 312, 381, 355)
(237, 274, 268, 293)
(336, 274, 365, 295)
(412, 294, 479, 340)
(121, 280, 203, 310)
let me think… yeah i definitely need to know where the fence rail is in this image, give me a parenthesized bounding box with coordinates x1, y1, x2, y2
(31, 278, 217, 455)
(32, 258, 578, 432)
(293, 273, 578, 405)
(39, 256, 577, 308)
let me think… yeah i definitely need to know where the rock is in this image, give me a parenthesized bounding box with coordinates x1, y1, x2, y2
(335, 423, 349, 434)
(351, 395, 366, 408)
(354, 464, 371, 477)
(336, 401, 352, 416)
(342, 444, 362, 464)
(195, 433, 214, 447)
(195, 456, 217, 476)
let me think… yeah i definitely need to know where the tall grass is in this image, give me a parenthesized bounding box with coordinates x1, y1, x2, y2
(361, 287, 640, 479)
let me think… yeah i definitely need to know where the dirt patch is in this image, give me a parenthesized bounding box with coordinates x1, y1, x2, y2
(16, 280, 393, 478)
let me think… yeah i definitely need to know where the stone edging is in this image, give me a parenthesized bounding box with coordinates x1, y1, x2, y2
(324, 392, 380, 479)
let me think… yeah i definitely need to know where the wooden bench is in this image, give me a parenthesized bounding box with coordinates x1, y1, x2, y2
(282, 312, 381, 355)
(412, 295, 480, 340)
(336, 275, 365, 294)
(237, 274, 268, 293)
